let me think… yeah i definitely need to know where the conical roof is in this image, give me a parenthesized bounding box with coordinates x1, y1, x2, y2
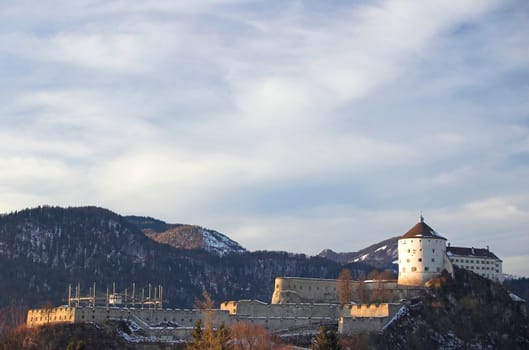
(400, 215, 447, 240)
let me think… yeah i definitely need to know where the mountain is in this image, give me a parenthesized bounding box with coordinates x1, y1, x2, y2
(318, 236, 399, 269)
(125, 215, 246, 256)
(0, 206, 373, 309)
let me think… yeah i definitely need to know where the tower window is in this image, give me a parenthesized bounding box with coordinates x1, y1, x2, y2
(424, 267, 429, 271)
(411, 267, 417, 272)
(418, 258, 422, 262)
(432, 258, 435, 262)
(432, 249, 435, 253)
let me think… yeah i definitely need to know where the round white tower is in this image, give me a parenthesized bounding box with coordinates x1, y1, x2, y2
(397, 215, 447, 286)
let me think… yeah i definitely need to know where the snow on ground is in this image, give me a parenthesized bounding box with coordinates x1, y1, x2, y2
(375, 245, 387, 252)
(201, 228, 246, 256)
(509, 292, 526, 303)
(382, 305, 408, 331)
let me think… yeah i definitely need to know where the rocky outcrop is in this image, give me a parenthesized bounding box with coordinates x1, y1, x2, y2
(378, 268, 529, 349)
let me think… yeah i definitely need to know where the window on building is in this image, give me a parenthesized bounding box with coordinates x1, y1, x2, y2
(411, 267, 417, 272)
(432, 258, 435, 262)
(402, 267, 406, 272)
(418, 258, 422, 262)
(424, 267, 429, 271)
(407, 259, 410, 263)
(432, 249, 435, 253)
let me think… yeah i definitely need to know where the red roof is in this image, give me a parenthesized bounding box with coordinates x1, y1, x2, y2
(447, 246, 501, 260)
(400, 216, 447, 240)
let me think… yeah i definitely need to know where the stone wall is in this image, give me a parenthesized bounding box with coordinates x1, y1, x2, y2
(27, 304, 337, 339)
(27, 307, 75, 327)
(272, 277, 421, 304)
(338, 316, 389, 335)
(27, 306, 231, 329)
(221, 299, 343, 319)
(271, 277, 339, 304)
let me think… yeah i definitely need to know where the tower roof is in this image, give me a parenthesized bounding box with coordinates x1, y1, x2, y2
(400, 215, 447, 240)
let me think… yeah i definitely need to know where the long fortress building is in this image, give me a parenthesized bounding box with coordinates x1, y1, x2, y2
(27, 216, 497, 339)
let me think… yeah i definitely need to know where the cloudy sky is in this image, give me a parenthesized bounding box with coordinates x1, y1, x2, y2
(1, 0, 528, 275)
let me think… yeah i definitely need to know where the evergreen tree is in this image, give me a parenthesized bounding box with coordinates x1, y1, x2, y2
(215, 322, 230, 350)
(312, 326, 341, 350)
(187, 318, 204, 350)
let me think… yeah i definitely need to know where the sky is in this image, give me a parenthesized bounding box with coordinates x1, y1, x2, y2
(1, 0, 528, 276)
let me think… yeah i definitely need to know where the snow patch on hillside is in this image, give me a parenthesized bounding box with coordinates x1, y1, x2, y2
(201, 228, 246, 256)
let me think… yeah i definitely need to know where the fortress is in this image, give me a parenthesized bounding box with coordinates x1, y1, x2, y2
(27, 216, 455, 339)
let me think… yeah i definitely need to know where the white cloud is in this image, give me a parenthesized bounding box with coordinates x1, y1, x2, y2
(1, 0, 529, 277)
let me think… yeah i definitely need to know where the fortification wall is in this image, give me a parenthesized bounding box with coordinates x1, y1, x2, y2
(272, 277, 420, 304)
(345, 303, 401, 318)
(27, 306, 231, 329)
(27, 307, 75, 327)
(348, 303, 389, 318)
(221, 300, 342, 319)
(231, 315, 334, 332)
(338, 316, 389, 335)
(271, 277, 339, 304)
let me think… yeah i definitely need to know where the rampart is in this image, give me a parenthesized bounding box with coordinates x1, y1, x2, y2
(339, 316, 389, 335)
(27, 306, 230, 329)
(338, 303, 402, 335)
(271, 277, 422, 304)
(221, 299, 343, 319)
(27, 276, 422, 339)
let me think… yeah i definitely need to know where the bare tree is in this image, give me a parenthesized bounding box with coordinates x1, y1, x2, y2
(337, 268, 353, 305)
(229, 322, 285, 350)
(0, 298, 27, 335)
(356, 273, 367, 304)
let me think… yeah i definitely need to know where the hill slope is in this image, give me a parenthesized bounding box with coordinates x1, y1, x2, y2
(125, 215, 246, 256)
(0, 206, 372, 308)
(378, 268, 529, 349)
(318, 236, 399, 269)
